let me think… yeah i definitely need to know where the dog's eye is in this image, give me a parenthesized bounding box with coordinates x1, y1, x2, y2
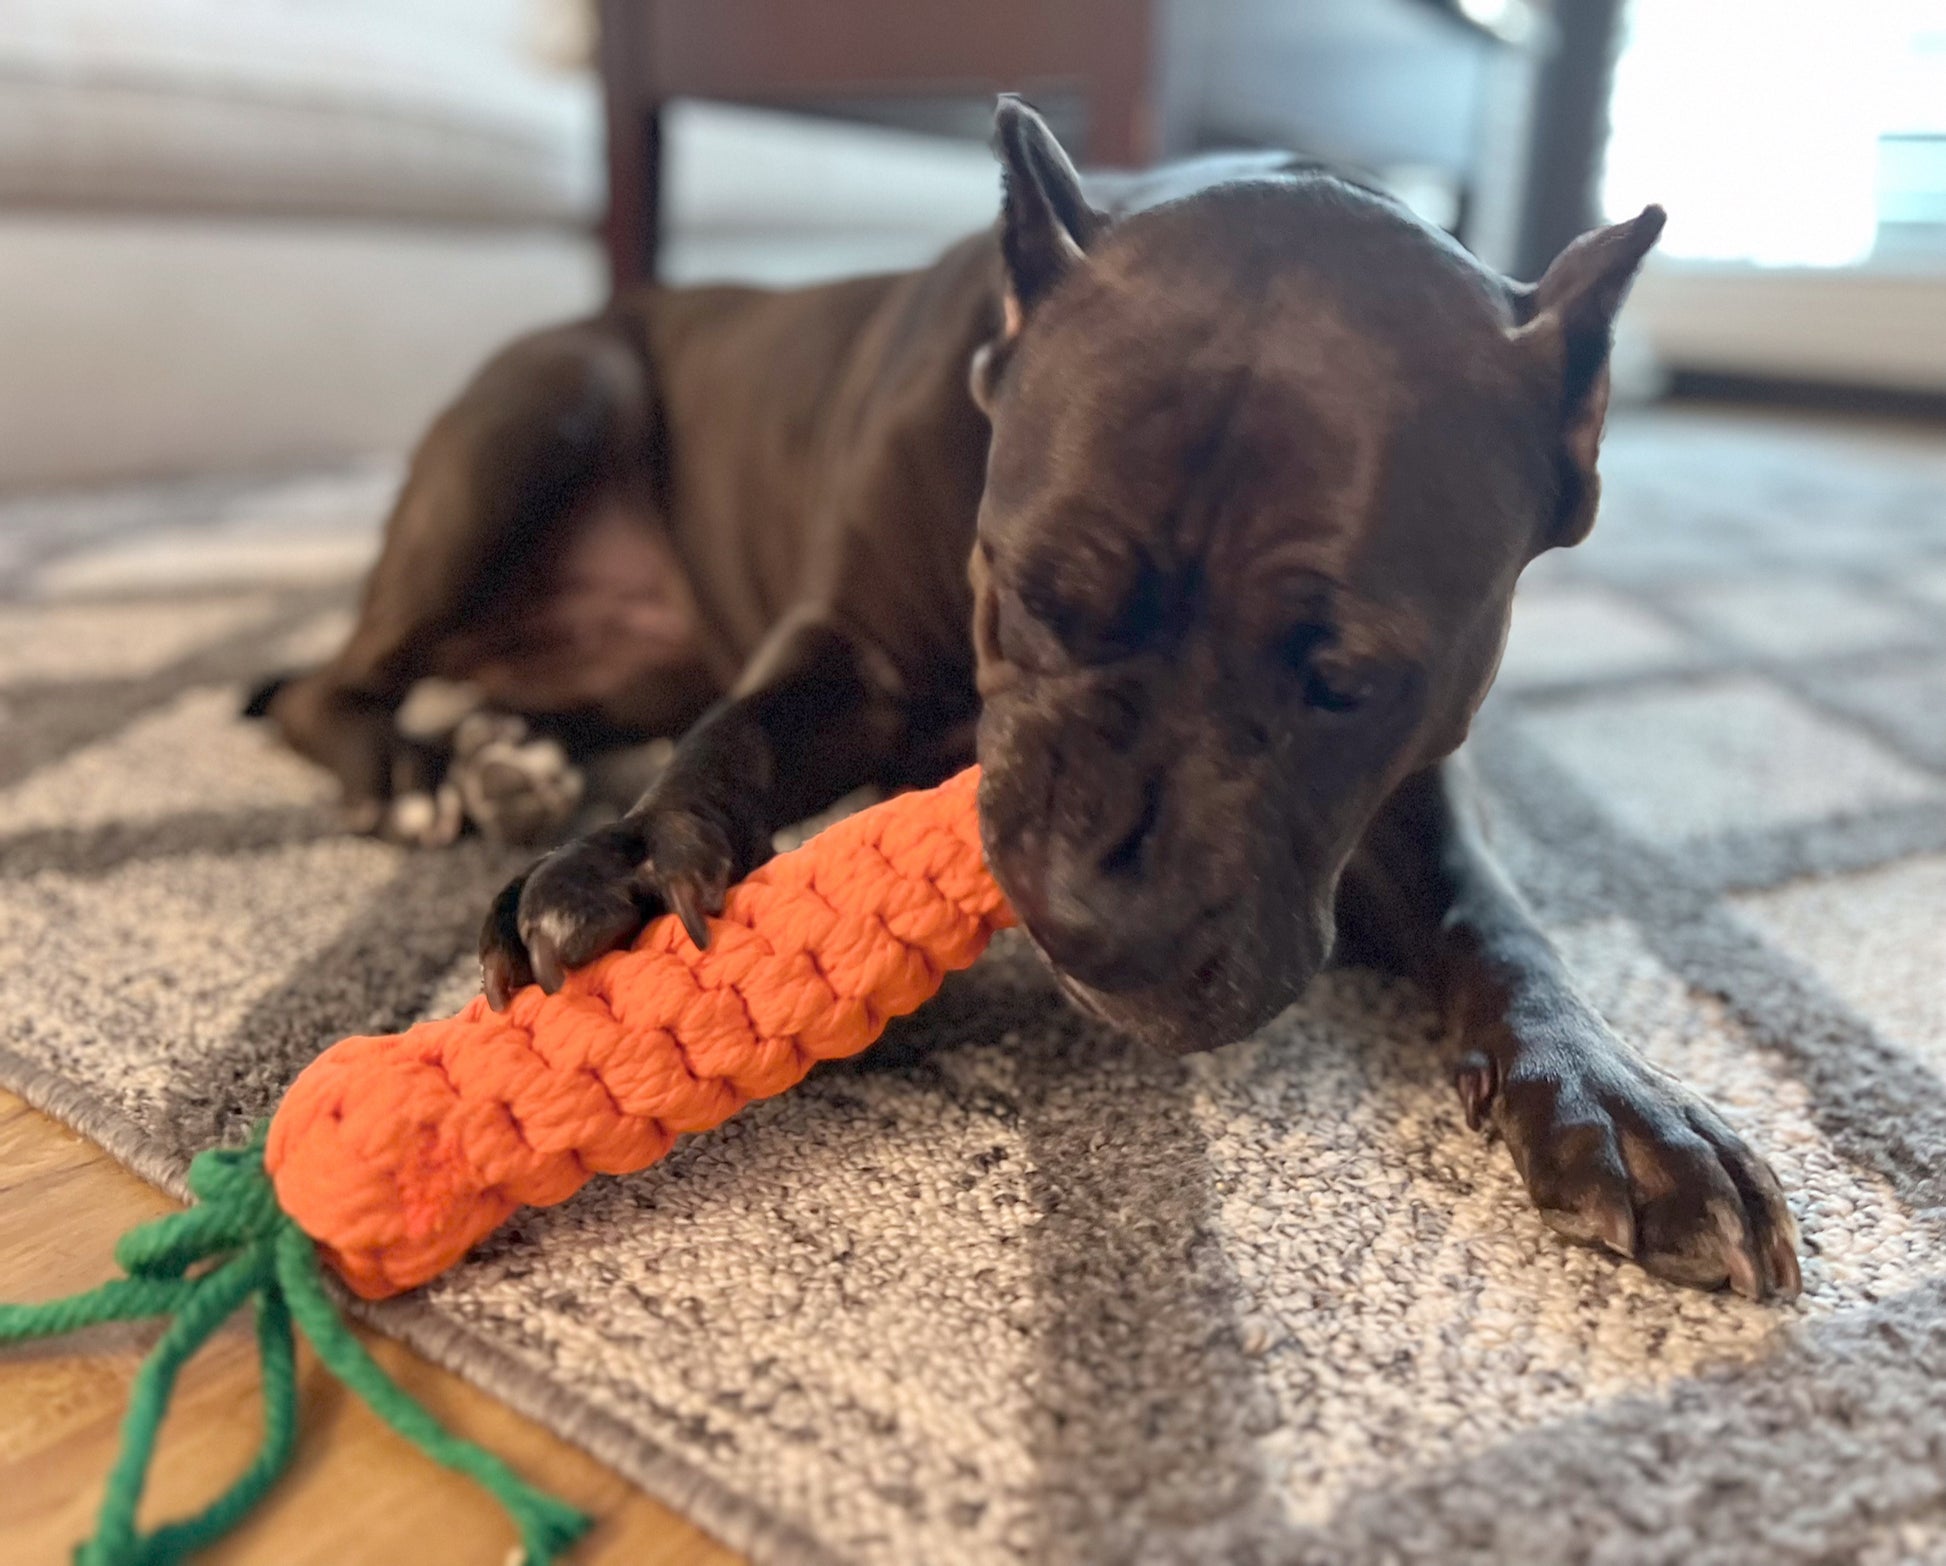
(995, 586, 1064, 670)
(1303, 664, 1374, 713)
(1281, 624, 1378, 714)
(1016, 579, 1083, 649)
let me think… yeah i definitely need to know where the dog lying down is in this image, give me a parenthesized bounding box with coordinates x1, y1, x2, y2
(250, 98, 1800, 1303)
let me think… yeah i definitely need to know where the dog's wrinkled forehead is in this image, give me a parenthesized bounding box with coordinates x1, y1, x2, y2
(981, 178, 1554, 624)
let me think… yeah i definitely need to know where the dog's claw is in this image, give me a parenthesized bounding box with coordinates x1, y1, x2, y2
(479, 875, 533, 1010)
(644, 808, 738, 953)
(1725, 1244, 1763, 1301)
(1765, 1216, 1804, 1301)
(1708, 1111, 1803, 1302)
(528, 931, 569, 994)
(665, 875, 717, 951)
(1455, 1050, 1497, 1132)
(1709, 1200, 1764, 1300)
(481, 957, 515, 1011)
(1593, 1198, 1637, 1260)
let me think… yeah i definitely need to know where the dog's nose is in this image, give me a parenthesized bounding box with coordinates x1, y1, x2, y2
(1029, 909, 1164, 993)
(1012, 865, 1196, 994)
(1031, 898, 1224, 994)
(1019, 891, 1126, 989)
(991, 772, 1183, 991)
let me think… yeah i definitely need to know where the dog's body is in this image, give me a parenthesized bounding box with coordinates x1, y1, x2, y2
(255, 104, 1800, 1300)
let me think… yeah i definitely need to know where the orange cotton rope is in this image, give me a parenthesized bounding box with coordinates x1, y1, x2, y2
(264, 766, 1013, 1299)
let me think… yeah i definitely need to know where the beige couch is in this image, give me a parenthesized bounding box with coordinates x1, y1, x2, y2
(0, 0, 607, 490)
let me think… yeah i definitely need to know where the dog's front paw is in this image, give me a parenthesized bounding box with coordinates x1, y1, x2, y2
(477, 805, 742, 1008)
(1460, 1037, 1801, 1300)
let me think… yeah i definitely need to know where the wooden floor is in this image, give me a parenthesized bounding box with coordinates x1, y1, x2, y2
(0, 1091, 743, 1565)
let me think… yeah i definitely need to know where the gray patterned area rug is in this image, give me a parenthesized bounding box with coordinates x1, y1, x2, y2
(5, 409, 1946, 1565)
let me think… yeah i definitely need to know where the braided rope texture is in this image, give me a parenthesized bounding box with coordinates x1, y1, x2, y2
(265, 766, 1014, 1300)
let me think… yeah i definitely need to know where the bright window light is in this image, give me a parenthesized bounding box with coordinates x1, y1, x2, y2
(1601, 0, 1913, 267)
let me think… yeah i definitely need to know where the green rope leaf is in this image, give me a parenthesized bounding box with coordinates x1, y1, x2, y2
(78, 1251, 264, 1566)
(114, 1198, 253, 1280)
(273, 1226, 591, 1563)
(0, 1125, 590, 1565)
(127, 1281, 297, 1566)
(0, 1274, 195, 1337)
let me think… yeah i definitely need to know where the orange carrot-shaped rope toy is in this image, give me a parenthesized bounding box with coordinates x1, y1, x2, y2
(0, 766, 1013, 1565)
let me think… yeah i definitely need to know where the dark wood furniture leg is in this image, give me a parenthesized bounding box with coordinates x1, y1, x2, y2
(1077, 19, 1157, 167)
(595, 0, 1163, 295)
(599, 0, 659, 293)
(1512, 0, 1629, 280)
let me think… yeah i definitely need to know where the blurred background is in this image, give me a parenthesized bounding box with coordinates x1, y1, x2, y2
(1, 0, 1942, 496)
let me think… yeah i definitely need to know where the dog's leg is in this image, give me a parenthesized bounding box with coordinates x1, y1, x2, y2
(1338, 757, 1801, 1299)
(250, 319, 669, 844)
(479, 610, 908, 1005)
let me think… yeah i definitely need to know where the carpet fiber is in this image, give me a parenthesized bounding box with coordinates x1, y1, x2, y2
(4, 411, 1946, 1565)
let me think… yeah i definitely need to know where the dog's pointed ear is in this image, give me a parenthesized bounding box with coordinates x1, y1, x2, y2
(972, 97, 1107, 414)
(994, 95, 1104, 332)
(1512, 204, 1664, 549)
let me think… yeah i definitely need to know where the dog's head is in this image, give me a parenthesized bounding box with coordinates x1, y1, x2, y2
(969, 98, 1662, 1054)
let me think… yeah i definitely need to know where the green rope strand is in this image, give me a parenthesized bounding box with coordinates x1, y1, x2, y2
(0, 1127, 590, 1565)
(273, 1225, 591, 1563)
(127, 1284, 298, 1566)
(79, 1252, 264, 1566)
(114, 1195, 256, 1279)
(0, 1274, 196, 1336)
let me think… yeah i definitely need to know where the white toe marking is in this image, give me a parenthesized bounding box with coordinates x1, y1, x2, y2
(453, 708, 529, 759)
(396, 679, 486, 742)
(429, 781, 465, 846)
(386, 791, 436, 842)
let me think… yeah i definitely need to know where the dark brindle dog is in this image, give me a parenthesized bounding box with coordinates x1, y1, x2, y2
(251, 100, 1800, 1300)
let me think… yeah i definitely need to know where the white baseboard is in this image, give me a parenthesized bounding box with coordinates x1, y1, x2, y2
(1627, 262, 1946, 395)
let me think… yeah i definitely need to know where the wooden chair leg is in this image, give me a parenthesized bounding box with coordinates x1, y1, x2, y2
(1081, 5, 1160, 168)
(598, 0, 659, 292)
(601, 103, 660, 293)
